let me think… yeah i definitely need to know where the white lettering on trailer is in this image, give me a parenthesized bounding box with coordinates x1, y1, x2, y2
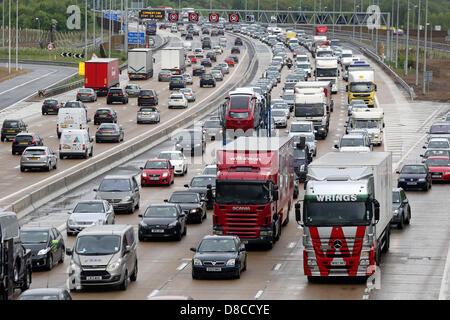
(315, 194, 358, 202)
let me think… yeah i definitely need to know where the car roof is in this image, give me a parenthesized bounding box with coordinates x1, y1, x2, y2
(20, 288, 65, 295)
(78, 224, 132, 236)
(103, 175, 132, 180)
(192, 174, 216, 178)
(21, 226, 53, 232)
(201, 234, 238, 241)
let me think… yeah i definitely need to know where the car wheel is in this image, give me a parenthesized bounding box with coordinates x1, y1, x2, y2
(46, 163, 51, 172)
(176, 229, 182, 241)
(53, 162, 57, 170)
(59, 247, 65, 263)
(406, 208, 411, 225)
(138, 233, 144, 242)
(119, 271, 129, 291)
(397, 215, 404, 229)
(235, 267, 241, 279)
(90, 148, 93, 157)
(46, 254, 53, 271)
(130, 261, 138, 281)
(192, 270, 200, 280)
(21, 268, 31, 291)
(242, 257, 247, 271)
(20, 166, 25, 172)
(182, 224, 187, 236)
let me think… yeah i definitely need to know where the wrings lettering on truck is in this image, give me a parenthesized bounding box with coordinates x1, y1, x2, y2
(304, 194, 369, 202)
(307, 226, 367, 276)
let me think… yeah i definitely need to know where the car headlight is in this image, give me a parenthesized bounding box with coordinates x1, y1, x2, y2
(162, 172, 169, 178)
(68, 219, 75, 226)
(190, 208, 200, 214)
(168, 221, 178, 228)
(37, 248, 50, 256)
(393, 209, 399, 215)
(142, 172, 147, 177)
(300, 164, 305, 171)
(226, 259, 236, 266)
(193, 259, 202, 266)
(70, 260, 80, 273)
(176, 143, 182, 148)
(418, 178, 426, 182)
(106, 259, 122, 272)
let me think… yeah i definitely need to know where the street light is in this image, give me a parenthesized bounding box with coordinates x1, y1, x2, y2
(35, 17, 40, 46)
(405, 0, 410, 76)
(415, 0, 421, 86)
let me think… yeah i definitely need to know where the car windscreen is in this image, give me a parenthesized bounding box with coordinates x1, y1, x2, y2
(20, 231, 49, 244)
(191, 176, 215, 187)
(158, 152, 183, 160)
(290, 123, 311, 132)
(203, 167, 216, 175)
(426, 158, 450, 167)
(392, 191, 401, 203)
(99, 125, 117, 131)
(169, 193, 198, 203)
(340, 138, 364, 147)
(282, 94, 294, 101)
(177, 131, 203, 141)
(430, 125, 450, 134)
(170, 95, 184, 99)
(144, 206, 178, 218)
(350, 83, 375, 92)
(428, 140, 449, 149)
(316, 68, 338, 77)
(198, 239, 236, 253)
(145, 161, 168, 169)
(272, 110, 286, 117)
(295, 104, 324, 117)
(425, 150, 450, 158)
(401, 165, 427, 174)
(99, 179, 131, 192)
(73, 202, 105, 213)
(75, 235, 121, 255)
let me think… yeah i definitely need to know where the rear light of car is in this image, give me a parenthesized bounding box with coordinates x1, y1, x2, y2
(22, 151, 26, 156)
(149, 95, 154, 98)
(120, 93, 124, 96)
(42, 104, 45, 108)
(109, 112, 112, 116)
(77, 93, 80, 95)
(88, 93, 92, 96)
(138, 95, 142, 98)
(13, 138, 16, 143)
(80, 124, 82, 129)
(59, 144, 61, 151)
(56, 104, 59, 107)
(31, 138, 35, 143)
(43, 151, 47, 156)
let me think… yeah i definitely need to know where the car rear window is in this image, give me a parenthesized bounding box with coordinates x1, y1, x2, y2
(230, 95, 250, 110)
(15, 135, 33, 142)
(24, 149, 45, 156)
(430, 125, 450, 134)
(140, 107, 156, 112)
(3, 121, 19, 128)
(109, 89, 123, 93)
(44, 100, 58, 105)
(64, 102, 82, 108)
(99, 124, 117, 130)
(140, 90, 154, 95)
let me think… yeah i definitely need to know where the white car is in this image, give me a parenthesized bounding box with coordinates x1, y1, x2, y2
(202, 164, 216, 175)
(168, 93, 188, 109)
(213, 45, 223, 54)
(211, 70, 224, 81)
(157, 150, 188, 175)
(182, 73, 193, 85)
(193, 48, 204, 58)
(287, 121, 315, 137)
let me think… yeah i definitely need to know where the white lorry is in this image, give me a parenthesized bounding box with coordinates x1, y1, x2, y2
(160, 47, 186, 75)
(295, 81, 334, 112)
(127, 48, 153, 80)
(347, 108, 384, 146)
(294, 88, 329, 139)
(295, 151, 392, 279)
(315, 57, 339, 94)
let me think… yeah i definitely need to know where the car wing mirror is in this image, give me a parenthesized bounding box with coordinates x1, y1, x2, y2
(190, 247, 197, 252)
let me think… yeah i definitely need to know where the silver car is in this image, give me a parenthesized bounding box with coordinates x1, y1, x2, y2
(271, 101, 290, 119)
(182, 73, 193, 85)
(202, 119, 222, 140)
(179, 88, 196, 102)
(20, 146, 58, 172)
(217, 63, 230, 74)
(76, 88, 97, 102)
(211, 70, 224, 81)
(271, 109, 288, 128)
(137, 106, 160, 124)
(66, 200, 115, 236)
(94, 175, 141, 213)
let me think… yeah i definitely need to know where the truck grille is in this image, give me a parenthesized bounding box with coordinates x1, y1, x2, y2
(353, 94, 370, 98)
(224, 211, 258, 238)
(312, 237, 363, 257)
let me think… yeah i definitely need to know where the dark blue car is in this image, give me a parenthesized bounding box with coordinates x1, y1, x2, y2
(396, 163, 432, 191)
(391, 188, 411, 229)
(190, 235, 247, 280)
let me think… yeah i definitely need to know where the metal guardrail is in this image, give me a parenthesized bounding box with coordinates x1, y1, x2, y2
(340, 37, 417, 100)
(35, 35, 169, 99)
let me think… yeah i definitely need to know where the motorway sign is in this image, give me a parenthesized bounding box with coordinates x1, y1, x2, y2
(105, 13, 119, 21)
(424, 71, 433, 83)
(168, 12, 178, 22)
(139, 9, 165, 20)
(128, 32, 145, 45)
(46, 43, 55, 51)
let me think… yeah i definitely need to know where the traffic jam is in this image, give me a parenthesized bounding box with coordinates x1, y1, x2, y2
(1, 15, 450, 302)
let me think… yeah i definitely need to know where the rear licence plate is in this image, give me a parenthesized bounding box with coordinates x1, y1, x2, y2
(151, 229, 164, 233)
(61, 125, 67, 128)
(63, 146, 70, 149)
(7, 130, 14, 132)
(103, 132, 110, 135)
(29, 157, 38, 160)
(114, 94, 118, 96)
(143, 96, 149, 98)
(100, 115, 107, 117)
(206, 267, 222, 272)
(20, 142, 28, 145)
(48, 109, 54, 111)
(86, 276, 102, 281)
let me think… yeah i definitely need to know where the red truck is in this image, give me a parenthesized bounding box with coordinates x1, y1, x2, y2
(213, 136, 294, 248)
(84, 58, 120, 96)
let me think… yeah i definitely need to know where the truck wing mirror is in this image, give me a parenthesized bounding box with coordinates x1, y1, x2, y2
(373, 199, 380, 223)
(334, 144, 339, 149)
(375, 84, 377, 92)
(345, 86, 348, 92)
(272, 190, 279, 201)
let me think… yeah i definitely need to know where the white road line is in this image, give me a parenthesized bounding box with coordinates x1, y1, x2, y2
(14, 165, 20, 169)
(439, 243, 450, 300)
(176, 262, 188, 271)
(273, 263, 282, 271)
(254, 290, 264, 300)
(147, 289, 160, 299)
(287, 242, 296, 249)
(0, 47, 248, 205)
(0, 70, 57, 96)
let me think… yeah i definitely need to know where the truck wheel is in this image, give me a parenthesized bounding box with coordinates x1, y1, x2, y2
(382, 229, 390, 253)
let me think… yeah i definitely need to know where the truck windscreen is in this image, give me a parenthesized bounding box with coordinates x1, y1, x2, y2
(316, 68, 337, 77)
(295, 104, 324, 117)
(304, 201, 370, 226)
(350, 83, 374, 92)
(215, 182, 270, 205)
(354, 120, 379, 129)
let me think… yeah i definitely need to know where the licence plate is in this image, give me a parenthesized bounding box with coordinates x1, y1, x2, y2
(63, 146, 71, 149)
(29, 157, 38, 160)
(114, 94, 118, 96)
(330, 261, 346, 266)
(407, 182, 417, 185)
(48, 109, 54, 111)
(103, 132, 110, 135)
(206, 267, 222, 272)
(151, 229, 164, 233)
(150, 177, 160, 180)
(7, 130, 14, 132)
(20, 142, 28, 145)
(143, 96, 149, 98)
(86, 276, 102, 281)
(100, 115, 106, 117)
(174, 100, 180, 102)
(61, 125, 67, 128)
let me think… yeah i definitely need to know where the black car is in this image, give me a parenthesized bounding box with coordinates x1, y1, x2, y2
(231, 46, 241, 54)
(169, 75, 186, 90)
(1, 119, 27, 142)
(206, 52, 217, 62)
(200, 58, 213, 68)
(229, 54, 239, 63)
(138, 204, 187, 241)
(167, 191, 206, 223)
(95, 123, 124, 143)
(94, 108, 117, 125)
(107, 88, 129, 104)
(138, 89, 158, 106)
(18, 288, 72, 300)
(391, 188, 411, 229)
(184, 175, 216, 210)
(293, 140, 312, 182)
(20, 226, 65, 270)
(12, 132, 44, 155)
(396, 163, 432, 191)
(193, 65, 206, 76)
(200, 73, 216, 87)
(174, 129, 206, 156)
(234, 37, 243, 46)
(42, 99, 60, 115)
(61, 100, 87, 115)
(201, 28, 210, 35)
(190, 235, 247, 279)
(202, 40, 212, 49)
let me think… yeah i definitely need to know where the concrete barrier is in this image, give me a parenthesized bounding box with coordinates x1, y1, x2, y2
(12, 33, 258, 221)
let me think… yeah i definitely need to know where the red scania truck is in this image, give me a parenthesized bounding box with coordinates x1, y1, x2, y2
(213, 136, 294, 248)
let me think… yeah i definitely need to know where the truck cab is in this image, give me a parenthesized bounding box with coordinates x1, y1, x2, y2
(315, 57, 339, 93)
(347, 109, 384, 146)
(347, 65, 376, 107)
(294, 89, 329, 139)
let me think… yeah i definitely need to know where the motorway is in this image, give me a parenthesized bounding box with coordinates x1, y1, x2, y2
(0, 29, 251, 209)
(3, 27, 450, 300)
(0, 63, 77, 111)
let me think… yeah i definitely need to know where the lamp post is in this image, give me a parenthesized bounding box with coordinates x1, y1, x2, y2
(2, 0, 4, 47)
(93, 0, 96, 46)
(405, 0, 410, 75)
(415, 0, 420, 86)
(8, 0, 10, 74)
(360, 0, 363, 43)
(395, 0, 399, 68)
(85, 0, 88, 60)
(15, 0, 17, 70)
(422, 0, 428, 94)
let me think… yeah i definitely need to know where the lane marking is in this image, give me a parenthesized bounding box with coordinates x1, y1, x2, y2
(147, 289, 160, 299)
(273, 263, 282, 271)
(176, 262, 188, 271)
(254, 290, 264, 300)
(287, 242, 296, 249)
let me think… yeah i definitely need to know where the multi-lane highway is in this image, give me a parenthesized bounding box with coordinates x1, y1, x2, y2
(1, 23, 449, 301)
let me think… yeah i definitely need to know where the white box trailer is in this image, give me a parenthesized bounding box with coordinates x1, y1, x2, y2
(160, 47, 186, 75)
(127, 48, 154, 80)
(296, 151, 392, 278)
(295, 81, 334, 112)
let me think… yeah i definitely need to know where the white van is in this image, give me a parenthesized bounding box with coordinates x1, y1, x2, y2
(57, 108, 88, 138)
(183, 41, 192, 51)
(171, 24, 177, 33)
(219, 37, 227, 47)
(59, 129, 93, 159)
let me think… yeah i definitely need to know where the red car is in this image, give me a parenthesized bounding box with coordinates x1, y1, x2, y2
(140, 159, 175, 186)
(426, 156, 450, 182)
(188, 55, 197, 64)
(224, 58, 235, 67)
